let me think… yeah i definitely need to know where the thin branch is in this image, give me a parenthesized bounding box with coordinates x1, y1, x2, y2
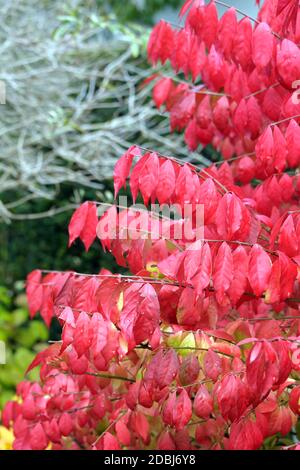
(270, 114, 300, 127)
(80, 371, 135, 383)
(92, 410, 127, 447)
(214, 0, 281, 39)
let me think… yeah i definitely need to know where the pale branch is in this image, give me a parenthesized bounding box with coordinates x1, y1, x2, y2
(0, 0, 210, 222)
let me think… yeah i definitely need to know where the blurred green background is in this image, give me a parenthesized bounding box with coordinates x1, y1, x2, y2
(0, 285, 47, 408)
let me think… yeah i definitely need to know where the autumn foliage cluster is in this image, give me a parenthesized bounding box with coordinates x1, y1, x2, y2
(2, 0, 300, 450)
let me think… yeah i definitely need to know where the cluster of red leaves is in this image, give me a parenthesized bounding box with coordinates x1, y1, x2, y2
(4, 145, 300, 450)
(148, 0, 300, 181)
(2, 312, 300, 450)
(2, 0, 300, 451)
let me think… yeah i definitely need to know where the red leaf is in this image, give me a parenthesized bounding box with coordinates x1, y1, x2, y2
(114, 146, 140, 198)
(277, 0, 295, 15)
(286, 119, 300, 168)
(90, 312, 108, 358)
(273, 125, 287, 173)
(126, 381, 141, 410)
(179, 0, 200, 18)
(213, 96, 230, 133)
(26, 343, 60, 374)
(213, 242, 233, 304)
(262, 87, 282, 121)
(190, 243, 212, 295)
(228, 416, 263, 450)
(156, 159, 176, 204)
(267, 406, 294, 437)
(217, 7, 237, 59)
(184, 243, 202, 283)
(22, 395, 37, 421)
(157, 431, 176, 450)
(163, 390, 192, 430)
(216, 193, 249, 241)
(198, 178, 219, 225)
(272, 340, 292, 386)
(96, 206, 117, 251)
(147, 21, 174, 65)
(179, 354, 200, 385)
(189, 36, 206, 81)
(248, 244, 272, 297)
(162, 391, 177, 427)
(279, 215, 298, 257)
(59, 413, 73, 436)
(129, 153, 150, 203)
(246, 341, 277, 403)
(204, 349, 222, 382)
(247, 96, 262, 138)
(171, 29, 191, 76)
(68, 202, 98, 251)
(153, 78, 173, 109)
(173, 389, 193, 430)
(194, 385, 213, 419)
(116, 421, 131, 446)
(59, 306, 75, 328)
(277, 251, 297, 300)
(98, 432, 120, 450)
(148, 349, 179, 389)
(289, 386, 300, 415)
(73, 311, 91, 357)
(133, 284, 160, 345)
(233, 98, 248, 135)
(26, 270, 43, 318)
(202, 1, 218, 49)
(264, 259, 282, 304)
(132, 412, 150, 444)
(277, 39, 300, 88)
(93, 394, 106, 420)
(228, 246, 248, 304)
(158, 251, 185, 281)
(29, 423, 48, 450)
(233, 17, 253, 70)
(252, 22, 274, 68)
(216, 375, 250, 422)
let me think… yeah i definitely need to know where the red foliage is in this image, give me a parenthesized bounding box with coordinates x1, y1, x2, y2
(148, 0, 300, 179)
(2, 0, 300, 451)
